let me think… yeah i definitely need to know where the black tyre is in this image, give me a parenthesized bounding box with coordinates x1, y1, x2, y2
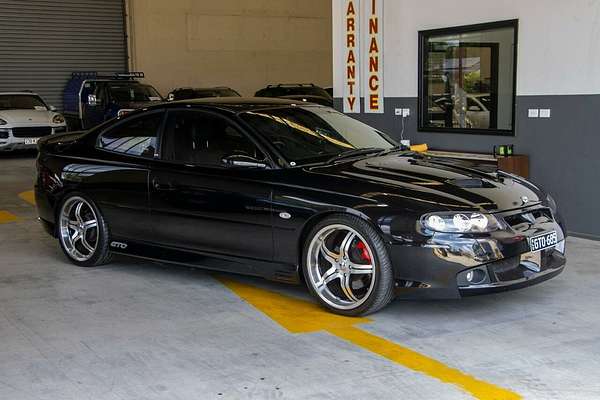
(57, 193, 113, 267)
(302, 214, 395, 316)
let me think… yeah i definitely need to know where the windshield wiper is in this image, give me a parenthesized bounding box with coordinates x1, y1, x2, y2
(326, 147, 384, 164)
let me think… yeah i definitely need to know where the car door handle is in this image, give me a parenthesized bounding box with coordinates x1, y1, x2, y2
(152, 179, 176, 191)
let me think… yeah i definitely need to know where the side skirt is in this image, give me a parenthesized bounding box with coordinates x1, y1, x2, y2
(108, 238, 301, 284)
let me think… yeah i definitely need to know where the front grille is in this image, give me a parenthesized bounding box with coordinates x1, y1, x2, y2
(11, 126, 52, 138)
(503, 208, 553, 229)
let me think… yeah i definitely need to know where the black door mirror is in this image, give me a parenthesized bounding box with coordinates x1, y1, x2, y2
(222, 154, 268, 169)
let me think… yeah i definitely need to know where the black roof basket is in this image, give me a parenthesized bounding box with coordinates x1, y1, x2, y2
(266, 83, 316, 88)
(70, 71, 145, 80)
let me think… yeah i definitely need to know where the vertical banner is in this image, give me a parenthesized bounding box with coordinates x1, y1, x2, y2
(363, 0, 384, 113)
(343, 0, 360, 113)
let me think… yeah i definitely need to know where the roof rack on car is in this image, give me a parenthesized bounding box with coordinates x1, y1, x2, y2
(266, 83, 316, 88)
(70, 71, 145, 80)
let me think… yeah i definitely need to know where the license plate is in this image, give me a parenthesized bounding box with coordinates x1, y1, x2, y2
(24, 138, 39, 145)
(529, 231, 558, 252)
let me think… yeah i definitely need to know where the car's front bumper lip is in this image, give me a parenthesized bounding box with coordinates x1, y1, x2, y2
(458, 249, 565, 295)
(458, 265, 565, 296)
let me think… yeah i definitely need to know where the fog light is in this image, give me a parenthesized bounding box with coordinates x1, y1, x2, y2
(465, 268, 487, 285)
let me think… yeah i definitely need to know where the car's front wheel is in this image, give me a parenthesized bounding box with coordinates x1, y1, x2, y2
(57, 194, 112, 267)
(303, 214, 395, 316)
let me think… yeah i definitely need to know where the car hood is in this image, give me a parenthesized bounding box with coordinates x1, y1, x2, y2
(0, 109, 54, 124)
(306, 152, 544, 213)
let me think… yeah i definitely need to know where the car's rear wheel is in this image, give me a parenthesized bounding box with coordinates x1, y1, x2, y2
(303, 214, 395, 316)
(58, 194, 112, 267)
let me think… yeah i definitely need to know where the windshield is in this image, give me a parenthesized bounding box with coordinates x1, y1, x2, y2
(0, 95, 47, 110)
(240, 106, 396, 165)
(108, 84, 162, 103)
(258, 86, 332, 99)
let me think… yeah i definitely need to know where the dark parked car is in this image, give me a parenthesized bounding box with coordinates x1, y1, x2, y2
(35, 98, 566, 316)
(167, 86, 241, 101)
(255, 84, 333, 107)
(63, 72, 163, 130)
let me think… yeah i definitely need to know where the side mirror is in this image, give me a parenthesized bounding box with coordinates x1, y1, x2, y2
(167, 93, 175, 101)
(222, 154, 268, 169)
(87, 94, 100, 107)
(49, 105, 57, 111)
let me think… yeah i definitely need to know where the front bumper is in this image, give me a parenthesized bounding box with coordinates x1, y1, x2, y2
(389, 207, 567, 300)
(0, 126, 66, 151)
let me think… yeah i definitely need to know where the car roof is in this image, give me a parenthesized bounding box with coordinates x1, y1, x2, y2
(154, 97, 320, 112)
(173, 87, 234, 91)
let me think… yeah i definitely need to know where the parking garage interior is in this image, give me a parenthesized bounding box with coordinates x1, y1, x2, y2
(1, 1, 599, 399)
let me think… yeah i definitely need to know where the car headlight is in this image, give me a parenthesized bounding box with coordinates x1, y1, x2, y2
(546, 193, 557, 212)
(0, 118, 6, 125)
(52, 114, 65, 124)
(421, 212, 504, 233)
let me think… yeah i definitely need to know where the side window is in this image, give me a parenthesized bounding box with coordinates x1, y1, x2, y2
(98, 113, 163, 158)
(93, 82, 107, 105)
(163, 111, 264, 167)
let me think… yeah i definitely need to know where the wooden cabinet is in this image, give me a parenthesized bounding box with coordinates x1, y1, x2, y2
(425, 150, 530, 178)
(496, 155, 529, 178)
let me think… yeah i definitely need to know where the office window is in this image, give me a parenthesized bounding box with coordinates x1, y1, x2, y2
(419, 20, 518, 136)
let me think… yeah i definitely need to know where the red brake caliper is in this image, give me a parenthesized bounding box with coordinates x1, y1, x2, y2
(355, 240, 371, 263)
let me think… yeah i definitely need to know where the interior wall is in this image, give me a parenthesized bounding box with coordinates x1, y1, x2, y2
(127, 0, 333, 97)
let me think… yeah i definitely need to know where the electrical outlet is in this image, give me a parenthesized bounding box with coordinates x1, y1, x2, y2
(540, 109, 551, 118)
(528, 109, 539, 118)
(395, 108, 402, 116)
(402, 108, 410, 117)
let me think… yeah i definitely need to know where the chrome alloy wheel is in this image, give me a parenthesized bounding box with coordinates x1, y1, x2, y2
(306, 224, 376, 310)
(59, 197, 99, 262)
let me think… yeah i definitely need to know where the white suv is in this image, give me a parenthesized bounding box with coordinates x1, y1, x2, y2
(0, 92, 67, 152)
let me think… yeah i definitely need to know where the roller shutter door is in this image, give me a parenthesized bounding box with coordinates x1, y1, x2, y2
(0, 0, 127, 110)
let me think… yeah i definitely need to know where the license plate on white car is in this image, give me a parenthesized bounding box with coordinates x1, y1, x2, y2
(24, 138, 39, 145)
(529, 231, 558, 252)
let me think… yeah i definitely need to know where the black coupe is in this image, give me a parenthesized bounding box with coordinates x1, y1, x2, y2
(35, 98, 566, 315)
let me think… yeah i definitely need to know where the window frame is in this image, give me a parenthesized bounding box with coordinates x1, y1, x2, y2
(95, 109, 167, 160)
(157, 108, 277, 170)
(417, 19, 519, 136)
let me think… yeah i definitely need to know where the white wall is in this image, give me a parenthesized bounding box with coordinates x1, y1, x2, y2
(333, 0, 600, 98)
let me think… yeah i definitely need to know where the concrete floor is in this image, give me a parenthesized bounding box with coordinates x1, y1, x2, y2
(1, 153, 599, 400)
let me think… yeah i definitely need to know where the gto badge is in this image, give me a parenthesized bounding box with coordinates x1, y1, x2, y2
(521, 196, 529, 205)
(279, 212, 292, 220)
(110, 241, 128, 250)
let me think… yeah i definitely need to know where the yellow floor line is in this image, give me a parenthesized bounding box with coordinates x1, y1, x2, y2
(328, 326, 520, 400)
(18, 190, 36, 206)
(0, 211, 19, 224)
(218, 277, 521, 400)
